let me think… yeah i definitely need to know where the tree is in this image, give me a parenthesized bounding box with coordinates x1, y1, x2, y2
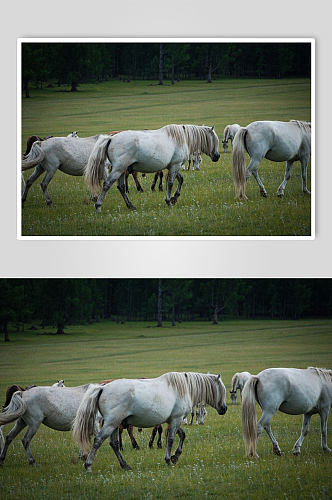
(0, 280, 25, 341)
(157, 279, 163, 326)
(159, 43, 164, 85)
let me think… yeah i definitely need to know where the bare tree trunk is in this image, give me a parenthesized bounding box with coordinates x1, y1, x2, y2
(157, 279, 162, 327)
(159, 43, 164, 85)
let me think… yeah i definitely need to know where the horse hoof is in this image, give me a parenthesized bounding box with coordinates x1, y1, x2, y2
(122, 464, 133, 471)
(260, 191, 267, 198)
(277, 192, 284, 198)
(323, 447, 332, 453)
(170, 197, 177, 205)
(165, 458, 171, 465)
(47, 202, 54, 207)
(273, 448, 281, 456)
(170, 455, 178, 464)
(293, 450, 300, 456)
(128, 205, 137, 211)
(157, 444, 162, 449)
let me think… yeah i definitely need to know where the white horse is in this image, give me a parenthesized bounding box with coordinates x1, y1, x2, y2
(232, 120, 311, 199)
(183, 402, 207, 425)
(84, 124, 220, 212)
(21, 135, 109, 206)
(0, 383, 100, 466)
(182, 152, 203, 171)
(242, 367, 332, 458)
(230, 371, 251, 404)
(222, 123, 241, 153)
(72, 372, 227, 472)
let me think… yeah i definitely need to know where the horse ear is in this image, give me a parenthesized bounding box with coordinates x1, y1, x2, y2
(217, 373, 221, 380)
(211, 125, 215, 132)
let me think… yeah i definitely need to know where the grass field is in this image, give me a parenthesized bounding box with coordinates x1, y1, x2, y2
(20, 79, 312, 237)
(0, 319, 331, 499)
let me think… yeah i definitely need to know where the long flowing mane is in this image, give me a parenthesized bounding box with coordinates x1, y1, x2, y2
(163, 124, 217, 155)
(307, 366, 332, 382)
(290, 120, 311, 133)
(165, 372, 220, 406)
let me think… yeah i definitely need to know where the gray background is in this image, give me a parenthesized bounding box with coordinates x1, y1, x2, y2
(1, 0, 330, 277)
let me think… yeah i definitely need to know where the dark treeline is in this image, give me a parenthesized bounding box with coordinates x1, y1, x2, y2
(0, 279, 331, 341)
(22, 42, 311, 96)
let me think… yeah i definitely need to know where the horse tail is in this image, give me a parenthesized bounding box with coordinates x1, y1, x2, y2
(231, 373, 238, 392)
(232, 128, 248, 199)
(22, 142, 45, 171)
(72, 384, 103, 454)
(223, 125, 230, 142)
(0, 392, 26, 426)
(241, 375, 259, 457)
(84, 135, 111, 197)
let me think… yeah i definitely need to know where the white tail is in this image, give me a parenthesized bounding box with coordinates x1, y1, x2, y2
(22, 142, 45, 171)
(232, 128, 248, 199)
(72, 384, 103, 454)
(0, 392, 26, 425)
(241, 376, 259, 457)
(84, 135, 111, 196)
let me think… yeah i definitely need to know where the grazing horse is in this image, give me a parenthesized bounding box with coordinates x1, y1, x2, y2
(0, 383, 100, 466)
(182, 153, 203, 171)
(150, 402, 207, 449)
(99, 379, 141, 450)
(230, 371, 251, 404)
(72, 372, 227, 472)
(222, 124, 241, 153)
(232, 120, 311, 199)
(22, 135, 109, 206)
(84, 124, 220, 212)
(242, 367, 332, 458)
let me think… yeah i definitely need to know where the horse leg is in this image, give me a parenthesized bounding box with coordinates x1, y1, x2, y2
(109, 428, 132, 470)
(164, 419, 181, 465)
(133, 172, 143, 192)
(158, 171, 164, 191)
(151, 173, 158, 191)
(157, 425, 163, 448)
(125, 170, 129, 193)
(0, 418, 27, 465)
(319, 407, 331, 452)
(117, 173, 137, 210)
(21, 421, 42, 466)
(301, 155, 311, 195)
(251, 167, 267, 197)
(292, 413, 312, 455)
(84, 424, 114, 473)
(40, 170, 56, 206)
(165, 168, 179, 206)
(127, 425, 140, 450)
(190, 407, 194, 425)
(95, 169, 124, 212)
(170, 173, 183, 205)
(258, 408, 280, 456)
(22, 165, 44, 204)
(277, 160, 294, 197)
(246, 157, 264, 197)
(171, 427, 186, 464)
(148, 426, 158, 448)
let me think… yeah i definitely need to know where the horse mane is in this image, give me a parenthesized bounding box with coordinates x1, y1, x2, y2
(165, 372, 220, 406)
(290, 120, 311, 133)
(307, 367, 332, 382)
(163, 124, 217, 155)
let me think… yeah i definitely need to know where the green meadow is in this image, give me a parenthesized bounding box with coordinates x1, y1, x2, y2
(0, 319, 331, 499)
(21, 79, 312, 236)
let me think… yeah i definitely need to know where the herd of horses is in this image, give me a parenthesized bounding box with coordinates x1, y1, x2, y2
(21, 120, 311, 211)
(0, 367, 330, 472)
